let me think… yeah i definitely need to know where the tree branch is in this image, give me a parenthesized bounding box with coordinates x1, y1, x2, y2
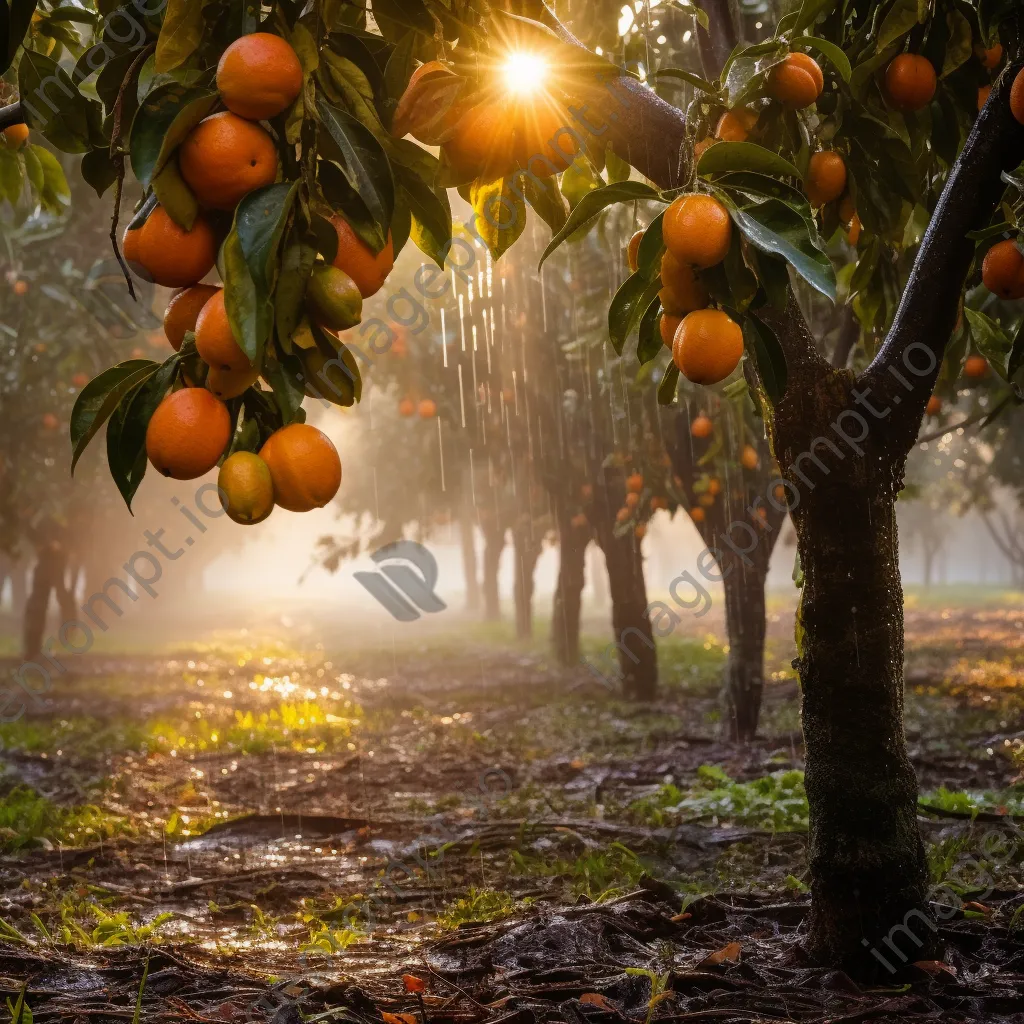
(864, 55, 1024, 430)
(0, 102, 25, 132)
(697, 0, 740, 81)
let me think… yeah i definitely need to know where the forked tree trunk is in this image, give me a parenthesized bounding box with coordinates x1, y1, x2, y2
(512, 524, 541, 640)
(552, 514, 588, 665)
(459, 511, 480, 612)
(480, 521, 505, 621)
(23, 543, 67, 660)
(721, 557, 769, 742)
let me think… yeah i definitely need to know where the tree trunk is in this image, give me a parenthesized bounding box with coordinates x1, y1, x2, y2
(552, 515, 587, 665)
(23, 543, 67, 660)
(512, 524, 541, 640)
(459, 511, 480, 612)
(481, 521, 504, 621)
(599, 530, 657, 700)
(721, 558, 768, 742)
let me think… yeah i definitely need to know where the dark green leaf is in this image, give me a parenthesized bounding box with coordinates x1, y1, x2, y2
(658, 363, 680, 405)
(3, 0, 37, 72)
(18, 50, 97, 152)
(746, 315, 787, 404)
(81, 147, 119, 197)
(652, 68, 718, 92)
(966, 309, 1013, 380)
(636, 295, 663, 364)
(129, 84, 217, 188)
(801, 36, 852, 81)
(236, 182, 298, 293)
(222, 229, 269, 364)
(539, 180, 659, 268)
(398, 166, 452, 268)
(637, 212, 664, 278)
(697, 141, 800, 180)
(792, 0, 837, 32)
(275, 239, 318, 351)
(609, 272, 662, 355)
(155, 0, 206, 73)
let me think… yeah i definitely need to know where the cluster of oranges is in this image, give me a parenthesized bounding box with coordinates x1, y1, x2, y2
(399, 397, 437, 418)
(120, 32, 365, 525)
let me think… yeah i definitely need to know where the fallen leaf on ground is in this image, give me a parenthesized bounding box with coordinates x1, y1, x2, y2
(383, 1013, 418, 1024)
(701, 941, 742, 965)
(912, 960, 957, 976)
(580, 993, 615, 1010)
(402, 975, 426, 993)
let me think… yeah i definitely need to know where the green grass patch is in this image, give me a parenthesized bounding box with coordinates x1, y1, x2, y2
(510, 841, 646, 900)
(437, 887, 528, 929)
(0, 786, 133, 852)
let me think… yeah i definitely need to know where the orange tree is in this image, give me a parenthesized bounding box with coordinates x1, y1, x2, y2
(2, 0, 1024, 978)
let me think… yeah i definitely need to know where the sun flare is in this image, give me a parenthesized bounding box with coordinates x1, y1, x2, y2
(501, 51, 549, 96)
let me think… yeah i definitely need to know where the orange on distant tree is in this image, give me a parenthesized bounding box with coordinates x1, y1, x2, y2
(982, 239, 1024, 299)
(663, 194, 732, 269)
(634, 524, 646, 540)
(399, 397, 415, 417)
(218, 451, 275, 525)
(884, 54, 936, 112)
(977, 43, 1003, 70)
(179, 112, 279, 210)
(694, 137, 716, 161)
(625, 492, 639, 509)
(1012, 69, 1024, 125)
(164, 284, 221, 351)
(699, 493, 716, 507)
(2, 123, 28, 149)
(740, 445, 759, 470)
(41, 413, 59, 430)
(767, 52, 824, 109)
(715, 109, 756, 141)
(690, 414, 713, 439)
(690, 506, 706, 523)
(418, 398, 437, 418)
(805, 151, 846, 207)
(626, 472, 643, 493)
(330, 215, 394, 298)
(673, 309, 744, 385)
(580, 484, 593, 499)
(72, 372, 89, 388)
(195, 290, 251, 372)
(207, 364, 260, 399)
(659, 313, 682, 349)
(964, 355, 988, 379)
(626, 230, 643, 272)
(661, 251, 709, 312)
(708, 478, 721, 496)
(845, 214, 862, 245)
(650, 496, 668, 510)
(12, 279, 28, 295)
(145, 388, 231, 479)
(122, 206, 217, 288)
(926, 395, 942, 416)
(259, 423, 341, 512)
(978, 85, 992, 111)
(442, 101, 516, 181)
(216, 32, 303, 121)
(615, 507, 630, 524)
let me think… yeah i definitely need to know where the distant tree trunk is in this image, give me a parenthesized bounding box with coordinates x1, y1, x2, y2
(722, 558, 769, 742)
(459, 511, 480, 612)
(23, 542, 68, 660)
(512, 522, 542, 640)
(480, 520, 505, 621)
(552, 514, 588, 665)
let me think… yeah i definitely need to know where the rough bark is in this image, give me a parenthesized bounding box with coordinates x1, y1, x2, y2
(23, 542, 68, 660)
(552, 514, 588, 665)
(481, 521, 505, 621)
(512, 524, 542, 640)
(459, 511, 480, 612)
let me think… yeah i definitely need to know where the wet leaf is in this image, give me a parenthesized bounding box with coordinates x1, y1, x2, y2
(129, 84, 217, 189)
(697, 142, 800, 181)
(702, 941, 741, 966)
(470, 177, 527, 261)
(579, 993, 614, 1010)
(402, 975, 426, 994)
(155, 0, 205, 73)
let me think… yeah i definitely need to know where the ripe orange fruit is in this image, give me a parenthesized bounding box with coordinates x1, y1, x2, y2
(581, 484, 593, 499)
(12, 279, 28, 296)
(690, 506, 706, 523)
(982, 239, 1024, 299)
(926, 395, 942, 416)
(2, 124, 28, 149)
(626, 230, 643, 272)
(195, 290, 250, 372)
(122, 206, 217, 288)
(330, 216, 394, 299)
(740, 445, 759, 470)
(513, 97, 580, 174)
(399, 397, 415, 417)
(707, 478, 721, 496)
(634, 524, 646, 540)
(218, 451, 275, 525)
(164, 284, 221, 351)
(392, 60, 465, 142)
(838, 195, 856, 224)
(660, 313, 682, 349)
(663, 194, 732, 268)
(699, 493, 716, 507)
(978, 85, 992, 111)
(715, 109, 756, 141)
(72, 372, 89, 388)
(570, 513, 588, 528)
(690, 414, 713, 439)
(845, 214, 862, 245)
(1012, 69, 1024, 125)
(661, 251, 709, 313)
(885, 54, 936, 112)
(964, 355, 988, 379)
(650, 496, 668, 510)
(625, 492, 639, 509)
(418, 398, 437, 418)
(216, 32, 303, 121)
(207, 364, 260, 399)
(978, 43, 1003, 70)
(673, 309, 744, 385)
(146, 388, 231, 479)
(767, 52, 824, 108)
(805, 151, 846, 207)
(627, 472, 643, 493)
(259, 423, 341, 512)
(442, 101, 517, 181)
(774, 483, 787, 502)
(179, 112, 279, 210)
(41, 413, 59, 430)
(615, 507, 630, 524)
